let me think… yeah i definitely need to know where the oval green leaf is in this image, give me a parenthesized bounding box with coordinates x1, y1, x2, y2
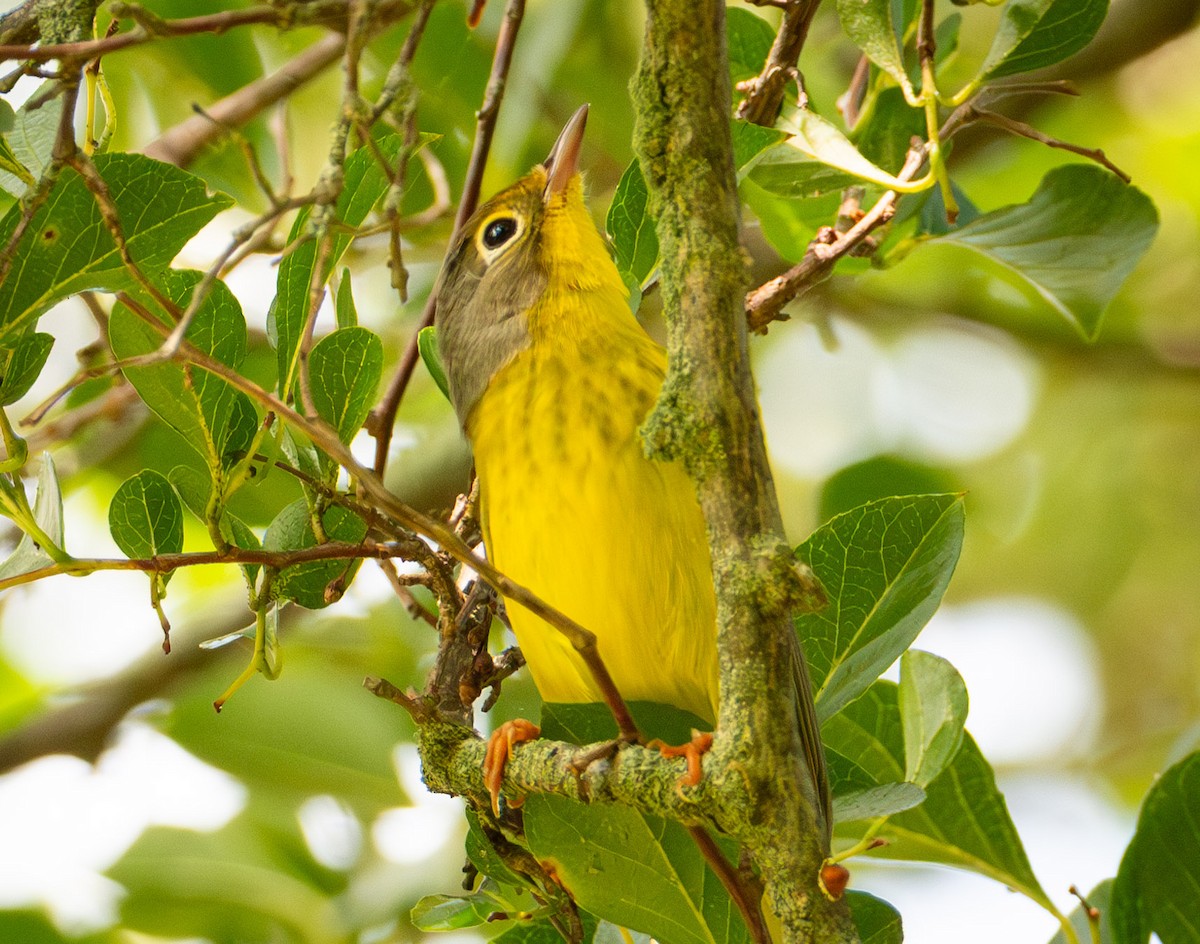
(0, 153, 231, 344)
(0, 332, 52, 405)
(309, 326, 383, 444)
(899, 649, 969, 788)
(934, 164, 1158, 339)
(108, 470, 185, 572)
(835, 0, 915, 96)
(980, 0, 1109, 81)
(797, 493, 965, 722)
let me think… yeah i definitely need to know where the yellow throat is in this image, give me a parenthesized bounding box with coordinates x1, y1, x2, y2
(435, 106, 719, 724)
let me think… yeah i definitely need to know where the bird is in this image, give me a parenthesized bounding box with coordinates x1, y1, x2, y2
(434, 104, 828, 839)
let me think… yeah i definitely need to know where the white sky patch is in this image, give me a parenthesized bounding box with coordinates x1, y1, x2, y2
(916, 597, 1103, 766)
(298, 795, 364, 871)
(0, 721, 245, 935)
(758, 317, 891, 478)
(757, 315, 1039, 478)
(885, 321, 1038, 464)
(372, 744, 465, 867)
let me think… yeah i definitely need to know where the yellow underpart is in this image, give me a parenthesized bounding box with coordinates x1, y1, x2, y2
(468, 177, 719, 723)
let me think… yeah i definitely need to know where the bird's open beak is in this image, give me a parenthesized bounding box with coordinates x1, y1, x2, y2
(543, 104, 589, 200)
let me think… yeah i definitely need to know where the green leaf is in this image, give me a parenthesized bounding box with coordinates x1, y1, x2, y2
(797, 493, 965, 722)
(747, 142, 862, 201)
(825, 681, 1052, 909)
(0, 332, 52, 405)
(0, 86, 62, 197)
(778, 109, 929, 192)
(524, 794, 748, 944)
(0, 135, 33, 189)
(833, 781, 925, 823)
(419, 325, 450, 401)
(264, 499, 367, 609)
(1048, 880, 1114, 944)
(335, 268, 358, 329)
(847, 891, 903, 944)
(541, 701, 709, 747)
(270, 134, 404, 395)
(108, 470, 185, 574)
(309, 327, 383, 444)
(836, 0, 915, 96)
(0, 154, 231, 344)
(934, 164, 1158, 338)
(606, 160, 658, 292)
(465, 810, 528, 890)
(899, 649, 968, 787)
(855, 87, 927, 176)
(726, 7, 777, 81)
(110, 270, 257, 472)
(0, 453, 63, 579)
(411, 893, 496, 931)
(607, 122, 784, 295)
(979, 0, 1109, 81)
(1111, 751, 1200, 944)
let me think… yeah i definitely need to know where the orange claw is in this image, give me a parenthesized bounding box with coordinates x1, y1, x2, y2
(483, 718, 541, 815)
(649, 730, 714, 787)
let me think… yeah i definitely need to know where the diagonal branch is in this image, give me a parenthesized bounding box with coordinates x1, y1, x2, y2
(369, 0, 527, 476)
(736, 0, 821, 127)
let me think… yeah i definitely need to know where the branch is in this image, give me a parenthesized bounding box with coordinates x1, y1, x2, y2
(0, 540, 416, 592)
(0, 0, 416, 63)
(632, 2, 853, 942)
(736, 0, 821, 127)
(744, 146, 925, 331)
(369, 0, 527, 476)
(111, 292, 642, 742)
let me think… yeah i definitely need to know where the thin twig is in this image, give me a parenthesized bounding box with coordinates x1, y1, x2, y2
(736, 0, 821, 127)
(0, 540, 411, 592)
(0, 0, 416, 63)
(370, 0, 527, 476)
(745, 146, 926, 330)
(968, 106, 1131, 182)
(113, 291, 642, 742)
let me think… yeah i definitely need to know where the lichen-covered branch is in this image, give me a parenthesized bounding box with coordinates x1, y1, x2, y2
(631, 2, 856, 941)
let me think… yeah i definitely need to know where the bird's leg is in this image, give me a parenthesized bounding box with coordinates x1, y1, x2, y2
(648, 730, 715, 787)
(483, 718, 541, 815)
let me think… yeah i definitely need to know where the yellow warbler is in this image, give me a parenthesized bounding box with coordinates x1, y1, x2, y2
(435, 106, 827, 832)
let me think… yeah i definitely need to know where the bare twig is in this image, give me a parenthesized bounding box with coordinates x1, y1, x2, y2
(967, 106, 1131, 182)
(745, 146, 925, 331)
(0, 540, 411, 592)
(370, 0, 527, 476)
(112, 290, 642, 742)
(0, 0, 416, 63)
(736, 0, 821, 127)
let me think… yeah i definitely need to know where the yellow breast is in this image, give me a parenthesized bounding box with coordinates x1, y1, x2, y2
(468, 289, 719, 724)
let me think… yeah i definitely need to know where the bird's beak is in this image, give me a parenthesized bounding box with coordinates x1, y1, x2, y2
(543, 104, 589, 200)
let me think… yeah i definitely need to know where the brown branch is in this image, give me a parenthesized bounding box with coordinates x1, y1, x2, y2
(112, 291, 641, 742)
(0, 0, 416, 63)
(0, 540, 414, 592)
(369, 0, 527, 476)
(967, 106, 1131, 182)
(142, 32, 346, 168)
(736, 0, 821, 127)
(744, 146, 924, 332)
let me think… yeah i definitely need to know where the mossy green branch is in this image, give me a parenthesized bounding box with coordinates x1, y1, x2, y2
(631, 2, 857, 941)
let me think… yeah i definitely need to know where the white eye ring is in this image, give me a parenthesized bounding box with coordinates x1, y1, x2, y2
(476, 213, 524, 261)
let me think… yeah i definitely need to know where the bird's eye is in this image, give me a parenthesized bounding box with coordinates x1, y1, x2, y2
(482, 216, 519, 250)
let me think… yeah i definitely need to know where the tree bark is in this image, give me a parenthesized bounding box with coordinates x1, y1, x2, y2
(631, 2, 857, 942)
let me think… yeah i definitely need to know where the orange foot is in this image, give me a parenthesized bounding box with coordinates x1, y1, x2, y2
(648, 730, 714, 787)
(483, 718, 541, 815)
